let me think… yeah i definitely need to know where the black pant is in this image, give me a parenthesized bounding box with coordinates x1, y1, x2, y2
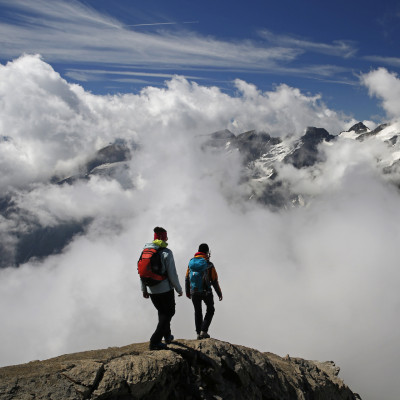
(149, 290, 176, 344)
(192, 292, 215, 334)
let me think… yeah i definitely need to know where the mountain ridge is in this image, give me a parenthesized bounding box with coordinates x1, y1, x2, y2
(0, 338, 361, 400)
(2, 120, 400, 267)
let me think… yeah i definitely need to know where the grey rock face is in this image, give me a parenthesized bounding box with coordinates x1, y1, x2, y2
(0, 339, 361, 400)
(205, 129, 281, 165)
(347, 122, 369, 134)
(234, 130, 282, 164)
(56, 139, 132, 185)
(85, 140, 131, 175)
(283, 127, 335, 169)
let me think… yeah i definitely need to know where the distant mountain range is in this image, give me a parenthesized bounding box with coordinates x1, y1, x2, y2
(1, 121, 399, 268)
(206, 121, 400, 208)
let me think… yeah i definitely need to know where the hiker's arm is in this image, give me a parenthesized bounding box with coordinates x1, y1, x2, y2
(185, 267, 191, 298)
(209, 265, 223, 300)
(164, 251, 183, 295)
(213, 281, 223, 300)
(141, 280, 149, 298)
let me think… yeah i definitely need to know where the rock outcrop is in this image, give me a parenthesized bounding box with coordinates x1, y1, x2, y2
(0, 339, 361, 400)
(283, 127, 335, 169)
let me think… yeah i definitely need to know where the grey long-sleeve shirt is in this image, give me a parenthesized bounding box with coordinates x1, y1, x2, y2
(140, 242, 183, 295)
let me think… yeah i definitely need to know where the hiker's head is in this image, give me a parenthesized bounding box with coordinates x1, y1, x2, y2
(198, 243, 209, 256)
(154, 226, 168, 242)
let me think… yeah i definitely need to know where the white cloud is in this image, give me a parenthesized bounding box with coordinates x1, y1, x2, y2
(1, 55, 399, 399)
(361, 68, 400, 119)
(0, 55, 90, 188)
(0, 54, 352, 191)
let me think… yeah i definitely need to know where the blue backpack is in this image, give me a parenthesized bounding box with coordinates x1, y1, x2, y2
(188, 257, 209, 292)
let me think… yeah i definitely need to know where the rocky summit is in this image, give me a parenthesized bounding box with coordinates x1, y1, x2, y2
(0, 339, 361, 400)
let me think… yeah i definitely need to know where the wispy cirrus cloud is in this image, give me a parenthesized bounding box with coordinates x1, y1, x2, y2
(259, 29, 358, 58)
(0, 0, 297, 71)
(274, 64, 353, 79)
(364, 55, 400, 68)
(125, 21, 199, 27)
(64, 68, 206, 83)
(0, 0, 357, 86)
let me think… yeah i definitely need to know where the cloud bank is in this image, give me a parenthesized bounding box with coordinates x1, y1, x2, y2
(361, 67, 400, 119)
(0, 55, 400, 400)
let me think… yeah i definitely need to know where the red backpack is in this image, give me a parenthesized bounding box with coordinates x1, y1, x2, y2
(137, 248, 167, 286)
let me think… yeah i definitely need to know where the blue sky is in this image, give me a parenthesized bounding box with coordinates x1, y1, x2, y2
(1, 0, 400, 122)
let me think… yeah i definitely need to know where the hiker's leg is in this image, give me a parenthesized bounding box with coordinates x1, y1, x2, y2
(151, 290, 175, 343)
(191, 293, 203, 334)
(150, 290, 175, 344)
(163, 289, 176, 339)
(149, 293, 164, 344)
(201, 293, 215, 333)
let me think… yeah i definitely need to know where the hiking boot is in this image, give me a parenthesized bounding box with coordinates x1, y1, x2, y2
(199, 331, 210, 339)
(164, 334, 174, 344)
(149, 342, 168, 351)
(196, 333, 202, 340)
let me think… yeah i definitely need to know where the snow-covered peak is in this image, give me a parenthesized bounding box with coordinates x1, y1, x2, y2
(374, 121, 400, 141)
(339, 122, 370, 140)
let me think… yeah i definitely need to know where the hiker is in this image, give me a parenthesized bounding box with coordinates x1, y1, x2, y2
(185, 243, 223, 339)
(138, 227, 183, 350)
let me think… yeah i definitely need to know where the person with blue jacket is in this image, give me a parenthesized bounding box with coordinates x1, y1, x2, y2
(141, 227, 183, 350)
(185, 243, 223, 339)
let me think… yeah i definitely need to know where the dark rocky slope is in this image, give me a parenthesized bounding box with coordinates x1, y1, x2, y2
(0, 140, 132, 268)
(0, 339, 361, 400)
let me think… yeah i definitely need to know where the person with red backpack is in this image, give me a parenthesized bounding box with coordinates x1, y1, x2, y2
(138, 227, 183, 350)
(185, 243, 223, 339)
